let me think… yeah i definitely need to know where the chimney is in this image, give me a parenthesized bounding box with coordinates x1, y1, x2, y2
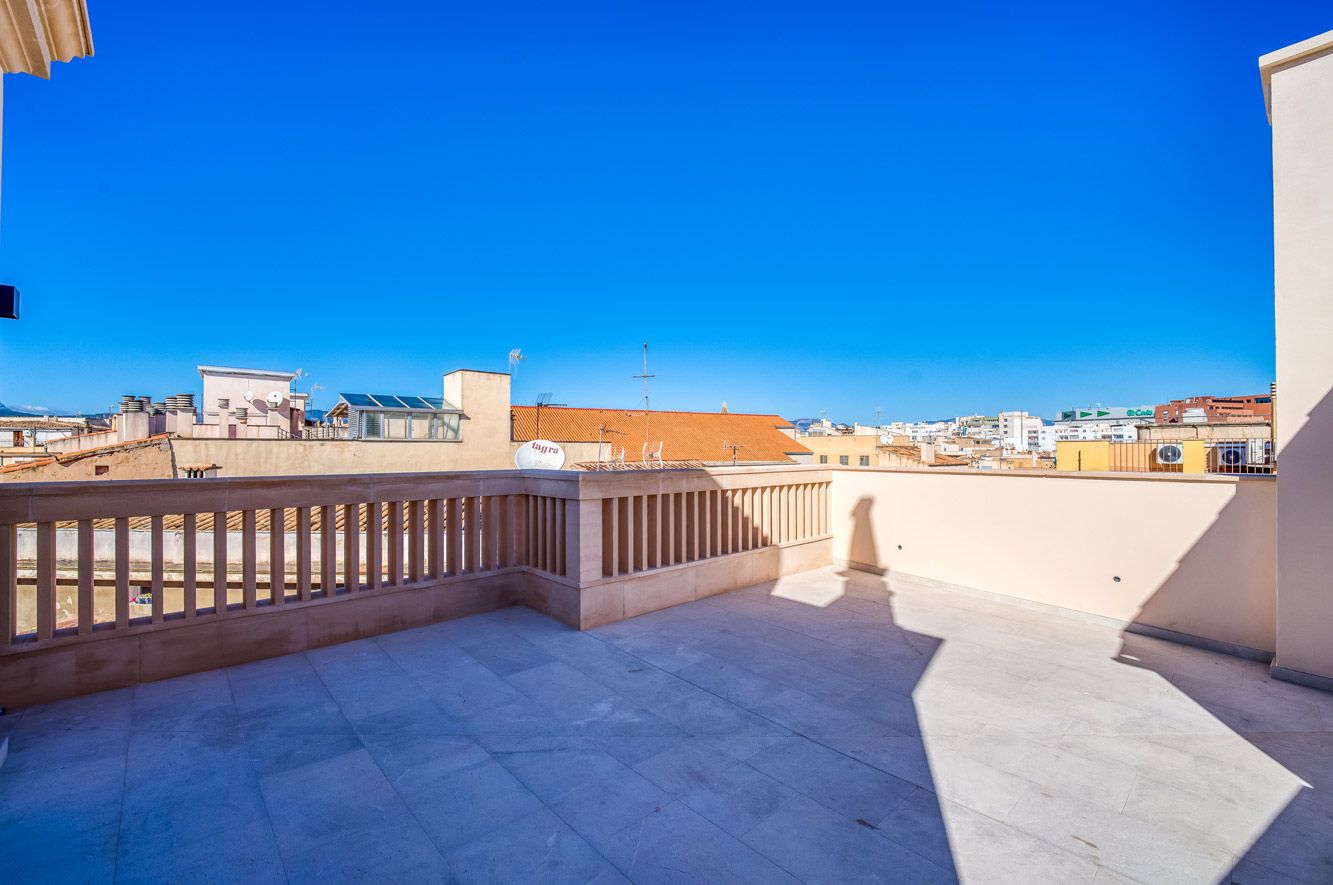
(118, 396, 149, 443)
(918, 442, 936, 465)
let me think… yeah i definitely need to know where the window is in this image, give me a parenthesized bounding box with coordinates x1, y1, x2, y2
(859, 455, 870, 466)
(94, 465, 109, 476)
(839, 455, 849, 466)
(819, 455, 828, 464)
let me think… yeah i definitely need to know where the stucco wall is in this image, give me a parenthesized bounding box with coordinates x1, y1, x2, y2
(1266, 33, 1333, 683)
(173, 438, 513, 476)
(831, 468, 1276, 654)
(0, 438, 177, 483)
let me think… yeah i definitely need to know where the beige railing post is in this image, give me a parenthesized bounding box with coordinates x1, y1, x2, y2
(564, 491, 604, 584)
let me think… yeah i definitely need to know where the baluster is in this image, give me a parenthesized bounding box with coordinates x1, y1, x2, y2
(408, 500, 424, 582)
(647, 495, 659, 569)
(116, 516, 131, 628)
(296, 506, 313, 600)
(637, 495, 648, 571)
(321, 504, 338, 595)
(343, 503, 361, 592)
(618, 496, 631, 574)
(428, 499, 444, 578)
(183, 513, 197, 619)
(152, 515, 166, 622)
(36, 521, 55, 640)
(242, 510, 257, 610)
(493, 493, 506, 570)
(602, 498, 616, 577)
(555, 498, 566, 576)
(212, 512, 228, 614)
(367, 502, 384, 589)
(445, 498, 460, 577)
(386, 501, 403, 586)
(479, 497, 493, 572)
(1, 524, 15, 645)
(77, 519, 94, 634)
(458, 497, 474, 574)
(270, 508, 286, 604)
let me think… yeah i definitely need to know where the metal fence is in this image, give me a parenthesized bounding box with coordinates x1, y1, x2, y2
(1106, 439, 1274, 475)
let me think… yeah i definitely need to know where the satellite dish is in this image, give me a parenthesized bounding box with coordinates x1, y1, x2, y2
(243, 390, 255, 402)
(515, 440, 565, 470)
(266, 391, 283, 407)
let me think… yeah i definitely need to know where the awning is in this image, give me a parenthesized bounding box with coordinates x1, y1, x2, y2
(0, 0, 94, 78)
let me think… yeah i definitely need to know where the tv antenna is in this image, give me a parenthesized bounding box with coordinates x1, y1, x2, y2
(508, 348, 524, 376)
(533, 392, 565, 437)
(632, 342, 655, 449)
(597, 424, 625, 468)
(722, 440, 745, 466)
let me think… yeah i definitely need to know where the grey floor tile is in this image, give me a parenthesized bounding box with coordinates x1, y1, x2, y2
(743, 795, 955, 884)
(632, 737, 798, 837)
(260, 747, 419, 858)
(462, 633, 557, 676)
(397, 759, 546, 854)
(447, 807, 627, 884)
(282, 817, 454, 884)
(492, 746, 633, 803)
(353, 704, 489, 783)
(241, 703, 364, 778)
(115, 818, 286, 885)
(607, 801, 802, 884)
(749, 734, 916, 822)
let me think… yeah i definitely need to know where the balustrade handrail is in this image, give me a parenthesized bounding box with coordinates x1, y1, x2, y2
(0, 465, 834, 656)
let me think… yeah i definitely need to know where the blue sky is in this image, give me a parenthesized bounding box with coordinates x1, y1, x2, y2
(0, 2, 1325, 422)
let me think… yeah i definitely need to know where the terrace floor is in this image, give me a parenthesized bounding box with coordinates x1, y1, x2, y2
(3, 565, 1332, 884)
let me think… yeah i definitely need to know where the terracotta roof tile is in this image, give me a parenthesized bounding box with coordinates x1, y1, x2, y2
(512, 406, 807, 464)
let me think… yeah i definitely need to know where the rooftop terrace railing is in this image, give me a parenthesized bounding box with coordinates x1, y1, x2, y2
(0, 466, 833, 706)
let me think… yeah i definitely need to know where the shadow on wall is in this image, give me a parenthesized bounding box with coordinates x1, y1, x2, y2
(1116, 389, 1333, 883)
(754, 494, 954, 878)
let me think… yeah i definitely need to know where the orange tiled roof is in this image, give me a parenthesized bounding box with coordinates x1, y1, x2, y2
(0, 434, 170, 474)
(512, 406, 807, 464)
(880, 445, 970, 468)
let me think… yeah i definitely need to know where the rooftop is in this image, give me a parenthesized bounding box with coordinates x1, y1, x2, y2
(511, 405, 808, 464)
(3, 565, 1328, 883)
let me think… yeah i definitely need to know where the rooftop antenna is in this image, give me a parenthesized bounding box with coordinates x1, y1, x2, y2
(632, 342, 655, 450)
(722, 439, 745, 466)
(533, 391, 554, 437)
(508, 348, 524, 376)
(597, 424, 626, 468)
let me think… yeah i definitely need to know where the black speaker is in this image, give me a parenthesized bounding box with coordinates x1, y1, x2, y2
(0, 285, 18, 320)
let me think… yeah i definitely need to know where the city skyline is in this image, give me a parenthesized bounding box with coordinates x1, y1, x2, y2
(1, 1, 1324, 419)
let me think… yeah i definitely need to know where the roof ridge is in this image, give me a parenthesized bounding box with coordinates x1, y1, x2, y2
(510, 404, 789, 420)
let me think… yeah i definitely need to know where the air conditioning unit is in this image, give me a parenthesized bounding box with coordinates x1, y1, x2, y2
(1155, 443, 1185, 465)
(1210, 442, 1249, 472)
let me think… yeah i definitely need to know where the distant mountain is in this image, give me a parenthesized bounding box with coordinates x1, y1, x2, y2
(0, 402, 39, 417)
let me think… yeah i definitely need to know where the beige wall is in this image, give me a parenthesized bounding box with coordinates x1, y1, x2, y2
(801, 435, 880, 467)
(831, 468, 1276, 655)
(0, 438, 176, 483)
(1264, 32, 1333, 683)
(173, 437, 513, 476)
(445, 369, 511, 455)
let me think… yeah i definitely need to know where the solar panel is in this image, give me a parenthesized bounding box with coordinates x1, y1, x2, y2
(343, 393, 456, 411)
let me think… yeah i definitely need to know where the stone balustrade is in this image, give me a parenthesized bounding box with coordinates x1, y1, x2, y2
(0, 466, 833, 705)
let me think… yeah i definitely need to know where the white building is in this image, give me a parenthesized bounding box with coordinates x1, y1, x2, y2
(1053, 421, 1138, 443)
(999, 410, 1047, 451)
